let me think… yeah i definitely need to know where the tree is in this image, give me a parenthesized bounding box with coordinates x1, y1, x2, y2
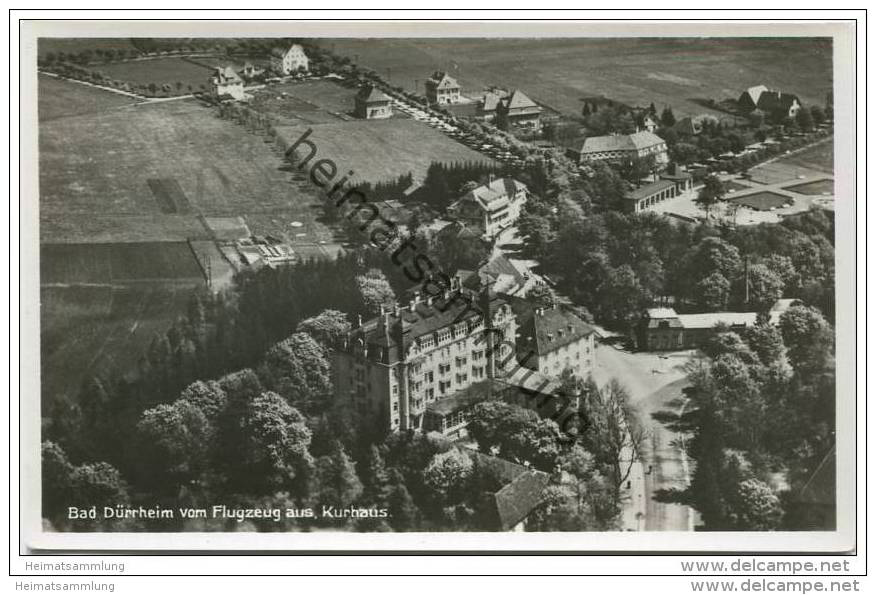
(69, 462, 130, 512)
(742, 263, 785, 309)
(355, 269, 397, 316)
(42, 441, 74, 519)
(694, 175, 727, 218)
(778, 304, 834, 371)
(795, 107, 814, 131)
(695, 271, 731, 311)
(423, 448, 474, 503)
(296, 309, 351, 347)
(360, 445, 391, 505)
(258, 333, 333, 415)
(230, 391, 313, 494)
(312, 440, 364, 509)
(385, 478, 420, 531)
(467, 401, 562, 471)
(136, 399, 212, 490)
(744, 324, 786, 366)
(599, 265, 648, 330)
(660, 106, 676, 127)
(178, 380, 227, 422)
(728, 479, 783, 530)
(578, 379, 646, 495)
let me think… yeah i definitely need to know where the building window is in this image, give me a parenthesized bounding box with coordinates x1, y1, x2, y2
(393, 402, 399, 412)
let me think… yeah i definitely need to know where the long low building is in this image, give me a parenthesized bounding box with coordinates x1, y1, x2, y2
(636, 300, 797, 351)
(624, 166, 693, 213)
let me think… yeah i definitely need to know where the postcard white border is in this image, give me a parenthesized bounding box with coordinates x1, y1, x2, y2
(16, 15, 860, 558)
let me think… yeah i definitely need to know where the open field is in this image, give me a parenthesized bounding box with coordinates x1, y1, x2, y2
(749, 138, 834, 185)
(40, 242, 206, 285)
(320, 38, 832, 118)
(250, 79, 359, 125)
(38, 74, 142, 121)
(39, 98, 331, 243)
(278, 119, 495, 184)
(93, 56, 213, 91)
(37, 37, 139, 58)
(40, 284, 200, 413)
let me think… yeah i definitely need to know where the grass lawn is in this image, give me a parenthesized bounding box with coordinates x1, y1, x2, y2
(93, 57, 213, 93)
(251, 79, 363, 125)
(38, 74, 141, 121)
(783, 178, 834, 196)
(40, 242, 206, 285)
(749, 138, 834, 185)
(278, 118, 496, 184)
(38, 38, 139, 58)
(731, 191, 792, 211)
(320, 38, 832, 118)
(39, 99, 330, 242)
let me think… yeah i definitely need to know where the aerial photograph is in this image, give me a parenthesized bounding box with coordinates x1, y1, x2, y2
(37, 35, 837, 534)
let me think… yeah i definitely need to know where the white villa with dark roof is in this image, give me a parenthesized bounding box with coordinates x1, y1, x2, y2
(210, 66, 246, 100)
(425, 71, 462, 105)
(571, 130, 669, 167)
(354, 85, 393, 119)
(447, 177, 528, 240)
(270, 44, 309, 75)
(509, 299, 596, 380)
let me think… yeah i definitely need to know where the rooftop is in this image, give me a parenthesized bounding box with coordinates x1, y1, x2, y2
(344, 288, 509, 364)
(510, 298, 595, 356)
(356, 85, 392, 104)
(467, 449, 550, 530)
(579, 130, 666, 155)
(625, 179, 677, 201)
(456, 177, 528, 212)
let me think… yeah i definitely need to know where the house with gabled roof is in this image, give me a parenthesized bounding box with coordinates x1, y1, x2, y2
(354, 85, 393, 119)
(570, 130, 669, 167)
(466, 450, 551, 531)
(270, 44, 309, 75)
(508, 298, 596, 380)
(447, 177, 528, 240)
(210, 66, 245, 100)
(738, 85, 801, 119)
(425, 71, 462, 105)
(495, 89, 542, 131)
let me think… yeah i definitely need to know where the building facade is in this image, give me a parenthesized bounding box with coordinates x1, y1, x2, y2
(571, 130, 669, 167)
(623, 166, 693, 213)
(333, 287, 518, 435)
(637, 308, 760, 351)
(510, 300, 596, 380)
(495, 90, 542, 131)
(738, 85, 802, 119)
(210, 66, 245, 100)
(270, 44, 310, 75)
(425, 71, 461, 105)
(447, 177, 529, 240)
(354, 85, 393, 119)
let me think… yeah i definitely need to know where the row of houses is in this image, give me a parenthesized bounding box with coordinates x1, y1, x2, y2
(210, 44, 310, 100)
